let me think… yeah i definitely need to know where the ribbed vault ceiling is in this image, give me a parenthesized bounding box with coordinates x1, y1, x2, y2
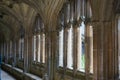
(0, 0, 116, 43)
(0, 0, 65, 42)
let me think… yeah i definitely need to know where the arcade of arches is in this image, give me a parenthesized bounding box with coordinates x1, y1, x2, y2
(0, 0, 120, 80)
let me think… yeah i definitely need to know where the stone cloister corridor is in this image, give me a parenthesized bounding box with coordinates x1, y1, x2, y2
(0, 0, 120, 80)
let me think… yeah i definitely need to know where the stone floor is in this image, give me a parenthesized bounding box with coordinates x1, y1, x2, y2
(1, 69, 16, 80)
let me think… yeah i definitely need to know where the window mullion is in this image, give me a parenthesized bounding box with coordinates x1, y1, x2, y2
(42, 34, 45, 63)
(63, 27, 68, 71)
(33, 36, 36, 61)
(85, 24, 92, 79)
(90, 26, 93, 73)
(73, 25, 79, 76)
(59, 29, 64, 67)
(4, 43, 6, 63)
(67, 26, 73, 69)
(40, 33, 43, 63)
(38, 34, 40, 62)
(22, 38, 24, 60)
(10, 41, 12, 58)
(7, 43, 9, 63)
(14, 41, 17, 66)
(36, 35, 39, 62)
(19, 39, 21, 60)
(21, 39, 22, 59)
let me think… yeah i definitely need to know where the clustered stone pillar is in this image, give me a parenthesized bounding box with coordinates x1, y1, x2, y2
(28, 34, 33, 72)
(114, 16, 119, 79)
(93, 22, 106, 80)
(92, 21, 118, 80)
(4, 42, 7, 63)
(45, 29, 58, 80)
(24, 34, 28, 72)
(12, 39, 16, 67)
(16, 39, 19, 67)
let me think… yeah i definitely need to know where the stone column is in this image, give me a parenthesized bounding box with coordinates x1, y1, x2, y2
(105, 22, 112, 80)
(103, 22, 108, 80)
(6, 42, 9, 63)
(44, 31, 49, 78)
(92, 21, 117, 80)
(27, 34, 33, 72)
(45, 30, 58, 80)
(40, 33, 43, 62)
(63, 27, 68, 79)
(2, 43, 4, 62)
(92, 22, 104, 80)
(72, 23, 79, 79)
(106, 17, 120, 80)
(111, 19, 115, 79)
(4, 43, 7, 63)
(13, 40, 16, 67)
(1, 44, 3, 62)
(85, 22, 93, 80)
(36, 34, 39, 62)
(16, 39, 19, 66)
(114, 17, 119, 79)
(24, 35, 29, 72)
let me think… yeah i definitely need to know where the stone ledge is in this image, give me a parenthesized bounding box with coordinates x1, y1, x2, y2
(2, 62, 42, 80)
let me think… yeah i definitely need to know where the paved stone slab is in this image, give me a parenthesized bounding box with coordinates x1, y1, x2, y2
(1, 70, 16, 80)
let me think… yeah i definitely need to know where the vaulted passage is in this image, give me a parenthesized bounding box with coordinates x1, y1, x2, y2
(0, 0, 120, 80)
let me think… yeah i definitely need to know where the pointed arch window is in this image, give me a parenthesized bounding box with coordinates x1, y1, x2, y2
(58, 0, 93, 74)
(33, 14, 45, 63)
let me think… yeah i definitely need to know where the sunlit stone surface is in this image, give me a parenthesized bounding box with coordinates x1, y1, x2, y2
(1, 70, 16, 80)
